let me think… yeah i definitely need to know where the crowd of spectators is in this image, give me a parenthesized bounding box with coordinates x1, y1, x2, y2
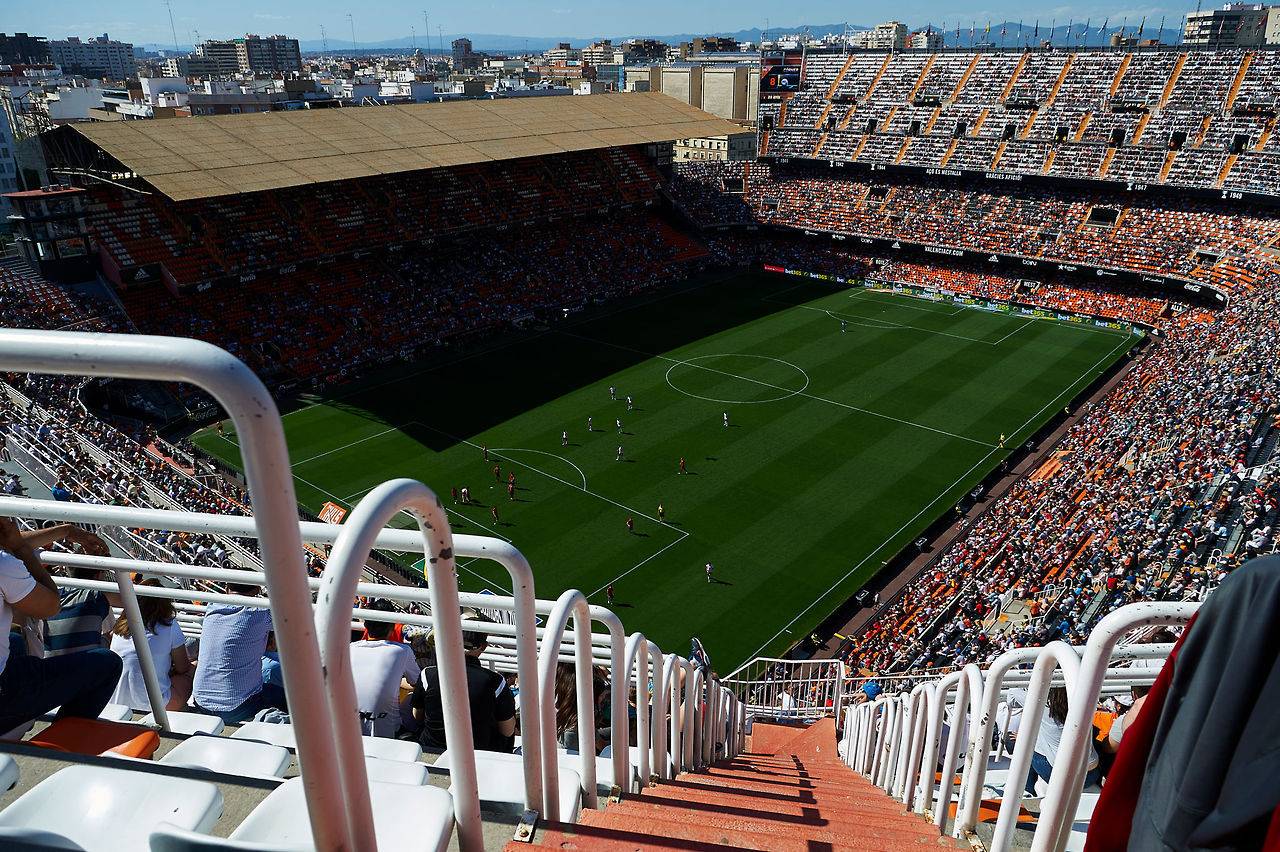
(845, 255, 1280, 673)
(89, 147, 663, 289)
(764, 46, 1280, 193)
(118, 211, 706, 392)
(675, 165, 1280, 675)
(673, 161, 1278, 296)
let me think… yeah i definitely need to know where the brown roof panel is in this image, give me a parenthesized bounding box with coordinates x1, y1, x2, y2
(68, 92, 742, 200)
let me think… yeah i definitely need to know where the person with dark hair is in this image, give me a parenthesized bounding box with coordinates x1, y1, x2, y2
(0, 517, 123, 733)
(1024, 686, 1100, 795)
(411, 610, 516, 752)
(108, 578, 193, 711)
(350, 602, 418, 737)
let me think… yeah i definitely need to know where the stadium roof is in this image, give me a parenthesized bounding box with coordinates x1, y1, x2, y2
(66, 93, 743, 201)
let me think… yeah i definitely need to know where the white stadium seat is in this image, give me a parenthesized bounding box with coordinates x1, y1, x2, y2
(435, 749, 582, 820)
(141, 713, 225, 736)
(160, 735, 291, 778)
(231, 722, 421, 763)
(0, 764, 222, 851)
(229, 777, 451, 851)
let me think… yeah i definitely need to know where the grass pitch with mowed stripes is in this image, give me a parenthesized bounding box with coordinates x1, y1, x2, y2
(194, 273, 1134, 668)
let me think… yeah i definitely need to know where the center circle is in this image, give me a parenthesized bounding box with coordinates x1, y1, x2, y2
(664, 354, 811, 405)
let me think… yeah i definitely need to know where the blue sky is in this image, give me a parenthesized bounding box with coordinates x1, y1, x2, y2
(7, 0, 1190, 46)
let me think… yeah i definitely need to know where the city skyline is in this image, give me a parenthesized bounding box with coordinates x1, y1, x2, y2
(7, 0, 1193, 50)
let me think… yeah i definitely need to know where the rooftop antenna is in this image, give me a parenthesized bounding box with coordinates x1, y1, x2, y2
(437, 24, 443, 59)
(163, 0, 180, 53)
(411, 25, 416, 51)
(422, 11, 430, 54)
(347, 13, 357, 53)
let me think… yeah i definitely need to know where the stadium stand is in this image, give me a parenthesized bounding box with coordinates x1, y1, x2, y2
(764, 47, 1280, 196)
(0, 65, 1276, 850)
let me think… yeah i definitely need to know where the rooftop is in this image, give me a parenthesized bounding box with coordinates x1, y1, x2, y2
(65, 92, 739, 201)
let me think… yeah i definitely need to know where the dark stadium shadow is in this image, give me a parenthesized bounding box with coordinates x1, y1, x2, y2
(314, 272, 829, 452)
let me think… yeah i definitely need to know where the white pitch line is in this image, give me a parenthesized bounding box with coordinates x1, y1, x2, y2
(491, 447, 588, 490)
(559, 332, 997, 449)
(291, 425, 402, 467)
(815, 306, 997, 345)
(850, 289, 967, 317)
(742, 328, 1136, 661)
(408, 421, 673, 528)
(588, 528, 691, 597)
(993, 318, 1034, 346)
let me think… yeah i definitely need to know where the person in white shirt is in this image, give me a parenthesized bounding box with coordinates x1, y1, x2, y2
(108, 579, 193, 711)
(350, 609, 420, 737)
(0, 518, 122, 733)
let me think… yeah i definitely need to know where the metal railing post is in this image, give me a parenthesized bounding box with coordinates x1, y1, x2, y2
(537, 590, 598, 818)
(1031, 603, 1195, 852)
(990, 642, 1081, 852)
(113, 568, 170, 730)
(0, 330, 350, 850)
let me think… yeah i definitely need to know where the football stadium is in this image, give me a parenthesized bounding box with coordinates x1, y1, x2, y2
(0, 39, 1275, 852)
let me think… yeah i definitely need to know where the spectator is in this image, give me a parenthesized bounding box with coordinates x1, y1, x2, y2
(350, 604, 419, 737)
(1024, 686, 1100, 795)
(45, 564, 121, 657)
(552, 661, 608, 755)
(0, 517, 122, 733)
(412, 610, 515, 752)
(191, 583, 284, 724)
(108, 579, 193, 711)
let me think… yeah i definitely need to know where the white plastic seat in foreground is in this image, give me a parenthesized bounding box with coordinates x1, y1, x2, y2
(0, 764, 222, 851)
(0, 753, 17, 791)
(0, 827, 85, 849)
(160, 735, 291, 778)
(435, 749, 581, 819)
(222, 776, 451, 851)
(231, 721, 421, 762)
(141, 712, 225, 736)
(363, 756, 429, 785)
(1064, 790, 1101, 852)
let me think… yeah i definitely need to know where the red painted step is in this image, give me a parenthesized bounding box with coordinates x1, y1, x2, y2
(509, 719, 964, 851)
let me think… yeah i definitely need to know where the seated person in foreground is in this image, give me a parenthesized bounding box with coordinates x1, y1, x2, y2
(109, 579, 193, 712)
(191, 582, 285, 724)
(350, 602, 419, 737)
(0, 517, 123, 732)
(412, 610, 516, 752)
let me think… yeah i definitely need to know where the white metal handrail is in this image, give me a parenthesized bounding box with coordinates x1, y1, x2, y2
(537, 589, 599, 819)
(316, 478, 480, 851)
(1, 493, 547, 812)
(840, 602, 1196, 852)
(1033, 602, 1196, 852)
(0, 329, 351, 850)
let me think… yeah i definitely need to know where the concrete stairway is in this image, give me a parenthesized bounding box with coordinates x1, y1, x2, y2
(512, 719, 965, 851)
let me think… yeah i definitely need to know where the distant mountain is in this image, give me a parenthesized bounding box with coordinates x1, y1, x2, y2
(291, 23, 863, 54)
(140, 17, 1180, 58)
(919, 19, 1181, 48)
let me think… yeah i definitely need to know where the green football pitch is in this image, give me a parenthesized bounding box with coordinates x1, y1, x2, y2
(192, 272, 1135, 668)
